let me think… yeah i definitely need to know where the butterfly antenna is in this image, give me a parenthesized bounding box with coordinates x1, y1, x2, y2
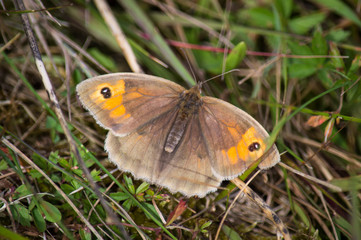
(203, 69, 242, 85)
(181, 48, 198, 86)
(220, 0, 232, 81)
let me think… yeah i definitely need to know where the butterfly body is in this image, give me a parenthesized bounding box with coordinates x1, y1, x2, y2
(77, 73, 280, 197)
(165, 86, 202, 153)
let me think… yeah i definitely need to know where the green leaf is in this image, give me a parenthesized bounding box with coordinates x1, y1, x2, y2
(49, 151, 60, 164)
(110, 192, 130, 202)
(351, 185, 361, 238)
(0, 159, 8, 171)
(59, 157, 72, 170)
(239, 8, 274, 28)
(13, 185, 32, 199)
(289, 12, 326, 34)
(345, 77, 361, 103)
(312, 29, 328, 56)
(311, 0, 361, 27)
(288, 40, 320, 78)
(276, 0, 293, 18)
(60, 184, 75, 194)
(10, 204, 31, 227)
(32, 207, 46, 232)
(141, 202, 162, 222)
(79, 229, 92, 240)
(222, 225, 242, 240)
(88, 48, 116, 72)
(294, 202, 311, 228)
(50, 174, 62, 183)
(289, 63, 318, 79)
(334, 215, 352, 233)
(224, 42, 247, 72)
(136, 182, 150, 194)
(70, 168, 83, 178)
(146, 189, 155, 197)
(45, 116, 62, 143)
(0, 225, 29, 240)
(45, 115, 57, 129)
(330, 176, 361, 191)
(39, 200, 62, 223)
(72, 68, 82, 85)
(329, 43, 345, 70)
(347, 55, 360, 74)
(317, 68, 334, 89)
(122, 198, 133, 211)
(29, 169, 42, 179)
(29, 198, 36, 211)
(195, 50, 223, 74)
(288, 40, 313, 56)
(200, 220, 212, 230)
(124, 175, 135, 194)
(90, 169, 101, 182)
(326, 29, 350, 42)
(31, 153, 49, 171)
(45, 116, 63, 133)
(71, 179, 82, 189)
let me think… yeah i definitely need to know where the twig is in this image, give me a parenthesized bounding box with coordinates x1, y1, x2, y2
(279, 162, 342, 192)
(231, 177, 291, 240)
(94, 0, 142, 73)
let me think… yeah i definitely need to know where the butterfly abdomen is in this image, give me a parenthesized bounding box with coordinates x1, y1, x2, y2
(164, 87, 202, 153)
(164, 114, 188, 153)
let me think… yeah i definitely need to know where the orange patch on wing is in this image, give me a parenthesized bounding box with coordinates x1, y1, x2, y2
(237, 140, 249, 161)
(91, 80, 126, 110)
(226, 146, 238, 165)
(221, 149, 227, 162)
(103, 95, 123, 110)
(110, 105, 126, 118)
(227, 127, 240, 141)
(109, 80, 126, 95)
(122, 113, 131, 120)
(236, 127, 266, 161)
(126, 91, 143, 100)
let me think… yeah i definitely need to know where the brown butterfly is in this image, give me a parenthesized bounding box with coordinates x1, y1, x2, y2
(76, 73, 279, 197)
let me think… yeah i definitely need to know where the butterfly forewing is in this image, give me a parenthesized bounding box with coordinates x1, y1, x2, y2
(105, 109, 177, 185)
(76, 73, 185, 136)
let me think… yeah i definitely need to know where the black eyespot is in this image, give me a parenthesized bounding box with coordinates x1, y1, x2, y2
(248, 142, 260, 152)
(100, 87, 111, 98)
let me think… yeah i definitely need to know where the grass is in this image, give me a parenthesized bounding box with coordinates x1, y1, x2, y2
(1, 0, 361, 239)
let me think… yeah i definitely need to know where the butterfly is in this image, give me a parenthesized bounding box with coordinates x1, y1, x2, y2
(76, 73, 280, 197)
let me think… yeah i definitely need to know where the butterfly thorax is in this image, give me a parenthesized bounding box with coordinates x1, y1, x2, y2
(164, 86, 202, 153)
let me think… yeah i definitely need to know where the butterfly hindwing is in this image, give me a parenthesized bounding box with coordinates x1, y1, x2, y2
(199, 96, 280, 179)
(105, 109, 221, 197)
